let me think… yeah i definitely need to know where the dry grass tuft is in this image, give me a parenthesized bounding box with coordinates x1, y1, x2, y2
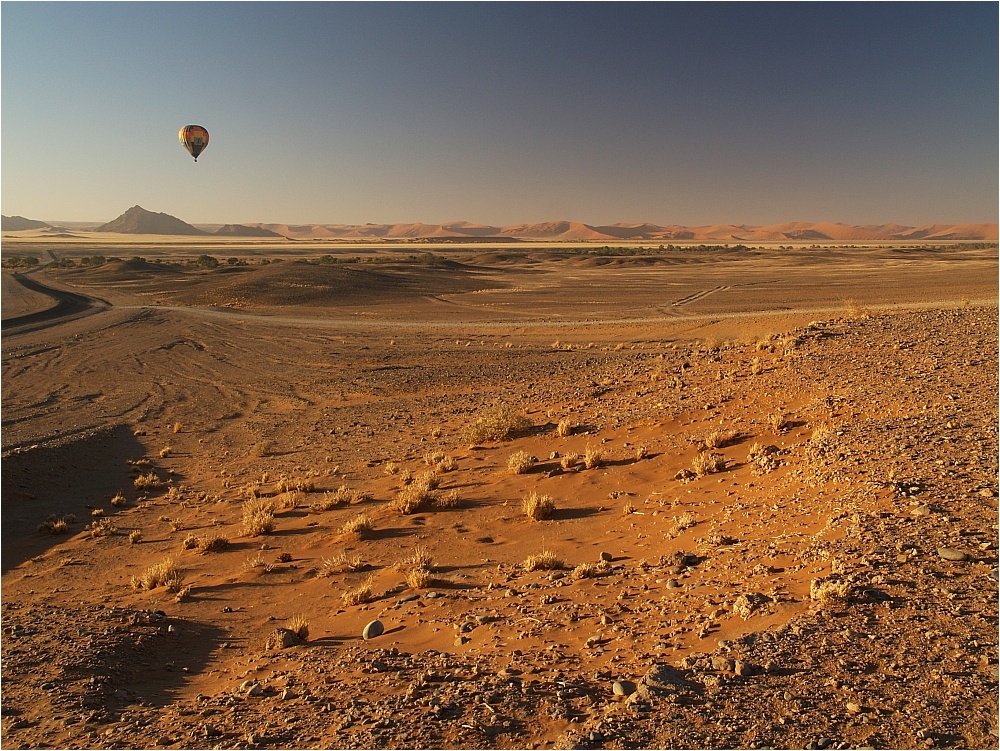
(560, 453, 580, 471)
(703, 429, 739, 449)
(461, 403, 532, 444)
(634, 445, 648, 461)
(132, 557, 183, 592)
(691, 451, 726, 477)
(128, 529, 143, 544)
(134, 471, 164, 491)
(571, 560, 611, 580)
(318, 553, 364, 577)
(523, 550, 563, 572)
(159, 446, 172, 458)
(392, 471, 438, 514)
(286, 614, 309, 641)
(522, 491, 556, 521)
(87, 518, 118, 538)
(110, 492, 127, 508)
(198, 535, 230, 554)
(181, 533, 200, 550)
(38, 515, 73, 535)
(556, 419, 574, 438)
(241, 497, 276, 537)
(432, 489, 462, 508)
(583, 445, 603, 470)
(668, 511, 698, 537)
(243, 553, 272, 574)
(507, 450, 536, 475)
(342, 576, 378, 606)
(339, 513, 374, 539)
(767, 412, 788, 434)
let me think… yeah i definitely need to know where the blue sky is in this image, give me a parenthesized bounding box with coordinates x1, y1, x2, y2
(2, 2, 997, 226)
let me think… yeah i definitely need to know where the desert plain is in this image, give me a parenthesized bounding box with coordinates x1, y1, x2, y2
(1, 236, 998, 750)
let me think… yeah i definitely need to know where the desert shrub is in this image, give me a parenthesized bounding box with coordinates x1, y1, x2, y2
(287, 614, 309, 641)
(810, 577, 852, 607)
(405, 566, 434, 589)
(311, 486, 360, 511)
(172, 422, 182, 433)
(560, 453, 580, 471)
(435, 456, 458, 473)
(691, 451, 725, 477)
(392, 471, 438, 514)
(134, 471, 164, 491)
(181, 534, 200, 550)
(87, 518, 118, 538)
(583, 445, 603, 470)
(342, 576, 377, 606)
(432, 489, 462, 508)
(523, 492, 556, 521)
(241, 497, 276, 537)
(243, 553, 272, 573)
(424, 451, 446, 467)
(523, 550, 563, 572)
(319, 553, 364, 577)
(339, 513, 374, 539)
(668, 511, 697, 537)
(110, 492, 127, 508)
(132, 557, 183, 591)
(198, 535, 230, 554)
(556, 419, 573, 438)
(128, 529, 143, 544)
(37, 515, 72, 535)
(767, 412, 788, 434)
(251, 440, 273, 458)
(159, 446, 172, 458)
(461, 403, 532, 443)
(622, 500, 636, 515)
(384, 461, 400, 476)
(571, 560, 611, 580)
(275, 490, 302, 511)
(277, 476, 316, 493)
(704, 429, 739, 449)
(507, 450, 536, 475)
(634, 445, 648, 461)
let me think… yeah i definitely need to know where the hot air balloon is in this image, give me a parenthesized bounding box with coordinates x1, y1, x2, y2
(179, 125, 209, 162)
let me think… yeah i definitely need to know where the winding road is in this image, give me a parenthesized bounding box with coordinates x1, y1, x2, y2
(1, 272, 110, 334)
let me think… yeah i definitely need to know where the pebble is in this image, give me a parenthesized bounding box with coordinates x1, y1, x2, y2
(246, 683, 263, 697)
(612, 680, 636, 696)
(665, 579, 680, 589)
(600, 551, 614, 562)
(362, 620, 385, 640)
(937, 547, 968, 561)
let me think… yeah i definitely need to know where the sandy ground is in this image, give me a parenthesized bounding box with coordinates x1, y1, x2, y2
(1, 245, 997, 750)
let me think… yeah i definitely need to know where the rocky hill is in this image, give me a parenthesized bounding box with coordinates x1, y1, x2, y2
(213, 224, 284, 238)
(95, 206, 208, 235)
(2, 215, 51, 231)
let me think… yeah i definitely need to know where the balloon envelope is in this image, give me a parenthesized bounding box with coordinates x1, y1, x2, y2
(179, 125, 209, 161)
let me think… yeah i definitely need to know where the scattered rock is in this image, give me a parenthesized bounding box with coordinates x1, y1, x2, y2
(937, 547, 968, 561)
(612, 680, 637, 696)
(362, 620, 385, 640)
(265, 627, 302, 650)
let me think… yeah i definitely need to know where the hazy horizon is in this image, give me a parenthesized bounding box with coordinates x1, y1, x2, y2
(2, 3, 997, 227)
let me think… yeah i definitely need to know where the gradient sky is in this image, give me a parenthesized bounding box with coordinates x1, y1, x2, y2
(2, 2, 997, 226)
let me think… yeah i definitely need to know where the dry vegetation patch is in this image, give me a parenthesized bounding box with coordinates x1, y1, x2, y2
(461, 402, 531, 443)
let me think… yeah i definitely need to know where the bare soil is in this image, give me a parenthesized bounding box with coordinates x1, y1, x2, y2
(1, 245, 997, 750)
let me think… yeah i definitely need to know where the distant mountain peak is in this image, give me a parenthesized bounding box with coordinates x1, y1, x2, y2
(96, 206, 208, 235)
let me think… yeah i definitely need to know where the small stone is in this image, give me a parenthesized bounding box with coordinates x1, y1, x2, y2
(362, 620, 385, 640)
(665, 579, 680, 589)
(265, 627, 301, 650)
(910, 506, 931, 518)
(735, 660, 754, 677)
(156, 736, 173, 745)
(454, 636, 469, 646)
(937, 547, 968, 561)
(600, 614, 613, 626)
(711, 656, 734, 672)
(246, 682, 263, 697)
(847, 701, 862, 714)
(280, 688, 295, 700)
(612, 680, 636, 696)
(600, 551, 614, 562)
